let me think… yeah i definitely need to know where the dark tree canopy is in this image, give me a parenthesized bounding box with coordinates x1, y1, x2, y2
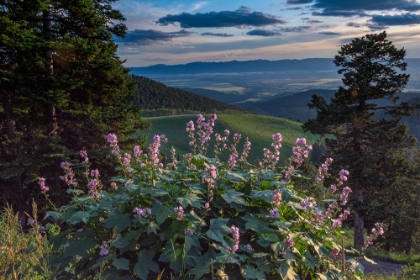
(0, 0, 150, 214)
(303, 31, 418, 249)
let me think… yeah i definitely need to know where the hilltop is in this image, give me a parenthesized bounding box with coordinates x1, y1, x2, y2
(132, 75, 243, 115)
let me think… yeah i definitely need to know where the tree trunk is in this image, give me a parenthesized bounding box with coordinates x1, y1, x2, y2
(353, 187, 364, 249)
(1, 92, 16, 137)
(44, 8, 58, 136)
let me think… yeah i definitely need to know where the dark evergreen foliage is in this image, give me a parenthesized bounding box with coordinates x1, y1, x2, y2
(0, 0, 149, 215)
(303, 31, 419, 249)
(132, 75, 243, 113)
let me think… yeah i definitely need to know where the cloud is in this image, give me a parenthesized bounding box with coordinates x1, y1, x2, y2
(346, 22, 363, 28)
(369, 13, 420, 26)
(115, 29, 193, 46)
(276, 26, 311, 32)
(201, 32, 234, 37)
(247, 29, 282, 36)
(318, 31, 341, 35)
(156, 6, 286, 28)
(286, 0, 313, 4)
(302, 18, 323, 24)
(302, 0, 420, 17)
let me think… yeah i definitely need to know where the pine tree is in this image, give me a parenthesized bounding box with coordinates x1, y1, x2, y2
(0, 0, 150, 213)
(303, 31, 417, 248)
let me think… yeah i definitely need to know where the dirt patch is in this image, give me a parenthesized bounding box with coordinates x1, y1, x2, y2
(360, 259, 403, 275)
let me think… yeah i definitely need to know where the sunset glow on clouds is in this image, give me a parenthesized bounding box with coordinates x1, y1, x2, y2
(113, 0, 420, 66)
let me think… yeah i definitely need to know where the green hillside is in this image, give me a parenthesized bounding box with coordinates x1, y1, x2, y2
(139, 113, 321, 164)
(132, 76, 243, 114)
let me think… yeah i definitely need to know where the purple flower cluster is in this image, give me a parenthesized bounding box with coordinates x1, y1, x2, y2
(38, 177, 49, 193)
(185, 229, 195, 236)
(133, 145, 143, 163)
(110, 182, 118, 190)
(174, 206, 184, 220)
(214, 129, 229, 159)
(147, 134, 167, 168)
(239, 137, 252, 162)
(338, 169, 349, 186)
(270, 189, 282, 218)
(226, 133, 241, 169)
(283, 237, 295, 249)
(133, 207, 152, 219)
(291, 138, 312, 168)
(365, 222, 384, 248)
(107, 133, 120, 158)
(99, 241, 109, 256)
(203, 165, 217, 202)
(261, 133, 282, 170)
(300, 197, 316, 209)
(193, 114, 217, 154)
(59, 162, 75, 185)
(229, 225, 240, 253)
(184, 153, 197, 170)
(122, 153, 131, 169)
(88, 169, 101, 200)
(316, 157, 333, 182)
(80, 149, 89, 163)
(329, 247, 341, 260)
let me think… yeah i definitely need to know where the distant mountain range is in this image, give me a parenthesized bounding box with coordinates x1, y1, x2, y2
(130, 58, 420, 75)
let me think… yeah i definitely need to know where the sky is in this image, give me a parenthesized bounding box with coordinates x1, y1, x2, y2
(113, 0, 420, 66)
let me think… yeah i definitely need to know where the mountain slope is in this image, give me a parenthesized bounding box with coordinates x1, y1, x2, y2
(132, 75, 242, 113)
(140, 113, 320, 163)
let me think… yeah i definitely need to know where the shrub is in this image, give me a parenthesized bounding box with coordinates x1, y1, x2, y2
(43, 114, 381, 279)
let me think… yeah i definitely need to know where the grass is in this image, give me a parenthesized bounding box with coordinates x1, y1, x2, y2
(0, 202, 52, 279)
(331, 228, 420, 280)
(141, 113, 321, 164)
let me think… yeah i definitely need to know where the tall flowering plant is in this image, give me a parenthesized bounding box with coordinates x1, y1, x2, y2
(43, 114, 383, 279)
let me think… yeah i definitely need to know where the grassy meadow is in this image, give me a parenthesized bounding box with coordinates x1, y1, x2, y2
(141, 113, 321, 164)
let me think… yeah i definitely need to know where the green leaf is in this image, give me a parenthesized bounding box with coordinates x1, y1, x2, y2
(146, 221, 159, 235)
(102, 212, 131, 233)
(177, 193, 203, 208)
(226, 171, 246, 182)
(206, 218, 230, 244)
(222, 189, 246, 205)
(242, 266, 265, 280)
(152, 204, 172, 226)
(44, 211, 62, 221)
(113, 258, 130, 270)
(63, 238, 96, 258)
(277, 260, 298, 280)
(133, 249, 160, 280)
(188, 260, 212, 279)
(69, 211, 91, 224)
(363, 255, 377, 264)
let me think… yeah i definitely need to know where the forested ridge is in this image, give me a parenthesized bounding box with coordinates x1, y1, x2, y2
(132, 75, 243, 113)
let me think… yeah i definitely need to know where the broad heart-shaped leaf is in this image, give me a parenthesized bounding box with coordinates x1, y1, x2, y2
(277, 259, 298, 280)
(69, 211, 91, 224)
(113, 258, 130, 270)
(44, 211, 61, 221)
(226, 171, 246, 183)
(102, 211, 131, 233)
(242, 265, 266, 280)
(63, 238, 96, 258)
(222, 189, 246, 205)
(242, 214, 275, 234)
(158, 242, 182, 273)
(152, 203, 172, 226)
(177, 193, 203, 208)
(206, 218, 230, 244)
(133, 249, 160, 280)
